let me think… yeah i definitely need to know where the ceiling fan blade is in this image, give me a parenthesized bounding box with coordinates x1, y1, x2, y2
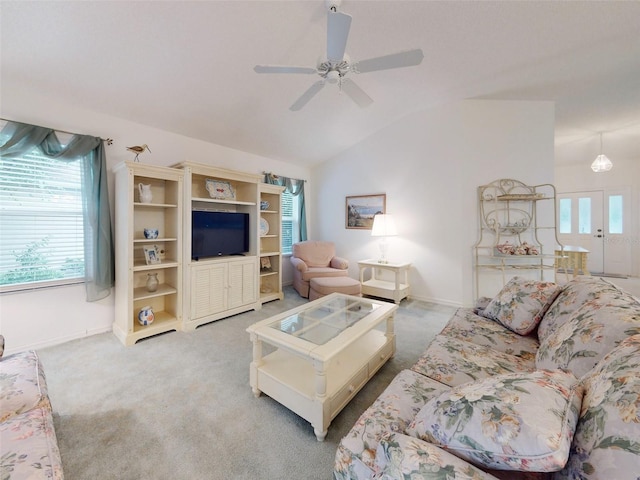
(354, 48, 424, 73)
(327, 10, 352, 62)
(290, 81, 325, 111)
(254, 65, 317, 74)
(341, 78, 373, 108)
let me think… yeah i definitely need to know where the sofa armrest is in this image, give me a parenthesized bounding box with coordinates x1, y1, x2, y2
(330, 256, 349, 270)
(290, 256, 308, 272)
(376, 433, 501, 480)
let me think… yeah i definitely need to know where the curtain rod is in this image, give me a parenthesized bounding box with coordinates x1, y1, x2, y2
(0, 117, 113, 145)
(262, 171, 307, 182)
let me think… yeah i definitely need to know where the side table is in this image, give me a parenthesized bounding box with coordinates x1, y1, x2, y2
(555, 246, 590, 278)
(358, 259, 411, 304)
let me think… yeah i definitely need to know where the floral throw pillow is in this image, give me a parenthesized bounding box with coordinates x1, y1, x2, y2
(552, 334, 640, 480)
(483, 277, 562, 335)
(406, 370, 583, 472)
(536, 299, 640, 379)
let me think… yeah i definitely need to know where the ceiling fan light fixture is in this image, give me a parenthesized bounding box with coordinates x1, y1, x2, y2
(591, 132, 613, 173)
(326, 70, 340, 84)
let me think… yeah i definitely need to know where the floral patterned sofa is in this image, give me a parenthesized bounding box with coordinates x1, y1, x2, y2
(334, 276, 640, 480)
(0, 336, 64, 479)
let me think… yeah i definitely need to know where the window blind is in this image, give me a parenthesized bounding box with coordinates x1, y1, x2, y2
(281, 190, 294, 255)
(0, 149, 85, 288)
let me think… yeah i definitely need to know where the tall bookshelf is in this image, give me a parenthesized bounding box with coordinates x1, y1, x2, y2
(259, 183, 285, 304)
(113, 162, 183, 345)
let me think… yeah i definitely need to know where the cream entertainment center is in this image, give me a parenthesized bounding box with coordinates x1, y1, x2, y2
(113, 161, 284, 345)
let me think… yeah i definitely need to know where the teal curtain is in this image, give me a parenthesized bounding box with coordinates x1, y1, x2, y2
(264, 173, 307, 242)
(0, 121, 115, 301)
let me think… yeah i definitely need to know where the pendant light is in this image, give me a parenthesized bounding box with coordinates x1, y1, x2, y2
(591, 132, 613, 172)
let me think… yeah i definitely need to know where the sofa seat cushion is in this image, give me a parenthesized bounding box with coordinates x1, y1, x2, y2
(440, 308, 539, 361)
(334, 369, 450, 479)
(0, 406, 64, 480)
(300, 266, 348, 281)
(411, 335, 535, 388)
(407, 370, 583, 472)
(483, 277, 562, 335)
(0, 350, 51, 422)
(553, 334, 640, 480)
(536, 296, 640, 379)
(538, 277, 621, 343)
(375, 432, 502, 480)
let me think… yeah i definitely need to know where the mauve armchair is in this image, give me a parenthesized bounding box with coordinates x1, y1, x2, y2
(290, 241, 349, 298)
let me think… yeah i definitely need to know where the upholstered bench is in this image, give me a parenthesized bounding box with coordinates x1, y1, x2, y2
(309, 276, 362, 300)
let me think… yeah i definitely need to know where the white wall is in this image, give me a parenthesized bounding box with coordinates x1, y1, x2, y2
(0, 88, 310, 355)
(0, 93, 555, 353)
(311, 100, 555, 307)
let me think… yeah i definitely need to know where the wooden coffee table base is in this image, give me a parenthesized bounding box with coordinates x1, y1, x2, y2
(247, 294, 396, 441)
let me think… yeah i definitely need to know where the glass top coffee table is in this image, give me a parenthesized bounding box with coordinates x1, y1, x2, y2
(247, 293, 397, 441)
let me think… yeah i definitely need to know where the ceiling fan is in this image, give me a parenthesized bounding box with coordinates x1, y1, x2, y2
(254, 0, 424, 111)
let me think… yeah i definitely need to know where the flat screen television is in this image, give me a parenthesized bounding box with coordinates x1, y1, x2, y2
(191, 210, 250, 260)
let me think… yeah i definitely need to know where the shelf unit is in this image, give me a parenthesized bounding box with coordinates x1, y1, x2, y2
(259, 183, 285, 304)
(474, 179, 563, 299)
(113, 162, 183, 346)
(175, 162, 263, 330)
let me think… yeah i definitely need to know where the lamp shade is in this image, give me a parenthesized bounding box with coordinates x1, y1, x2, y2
(591, 132, 613, 173)
(371, 214, 397, 237)
(591, 154, 613, 172)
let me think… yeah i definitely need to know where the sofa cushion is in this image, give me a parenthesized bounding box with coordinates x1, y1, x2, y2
(411, 335, 535, 387)
(537, 277, 620, 343)
(0, 406, 64, 480)
(334, 369, 450, 479)
(440, 308, 539, 361)
(0, 350, 51, 422)
(536, 296, 640, 379)
(552, 334, 640, 480)
(406, 370, 583, 472)
(482, 277, 562, 335)
(375, 432, 502, 480)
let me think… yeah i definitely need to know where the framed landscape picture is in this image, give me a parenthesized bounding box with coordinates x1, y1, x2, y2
(346, 194, 386, 229)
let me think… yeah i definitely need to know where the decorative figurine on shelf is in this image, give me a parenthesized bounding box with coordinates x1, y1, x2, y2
(127, 144, 151, 162)
(146, 273, 159, 292)
(138, 183, 153, 204)
(137, 306, 154, 326)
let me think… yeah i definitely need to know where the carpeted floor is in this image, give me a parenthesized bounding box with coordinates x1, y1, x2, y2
(38, 288, 455, 480)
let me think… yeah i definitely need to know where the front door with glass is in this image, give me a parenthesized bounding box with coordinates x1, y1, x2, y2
(558, 189, 631, 276)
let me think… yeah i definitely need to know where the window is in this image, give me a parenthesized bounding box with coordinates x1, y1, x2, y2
(608, 194, 623, 234)
(281, 189, 300, 255)
(559, 198, 571, 234)
(0, 145, 85, 290)
(578, 197, 591, 234)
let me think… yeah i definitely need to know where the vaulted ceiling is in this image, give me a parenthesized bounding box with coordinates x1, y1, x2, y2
(2, 1, 639, 168)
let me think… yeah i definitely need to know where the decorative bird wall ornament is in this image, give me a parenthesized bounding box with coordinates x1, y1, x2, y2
(127, 144, 151, 162)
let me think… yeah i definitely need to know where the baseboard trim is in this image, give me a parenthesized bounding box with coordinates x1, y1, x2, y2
(4, 326, 112, 357)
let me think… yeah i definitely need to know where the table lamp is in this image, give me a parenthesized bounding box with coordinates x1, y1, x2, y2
(371, 214, 397, 264)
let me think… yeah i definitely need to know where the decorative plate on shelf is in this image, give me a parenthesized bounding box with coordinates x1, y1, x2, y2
(206, 179, 235, 200)
(260, 218, 270, 236)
